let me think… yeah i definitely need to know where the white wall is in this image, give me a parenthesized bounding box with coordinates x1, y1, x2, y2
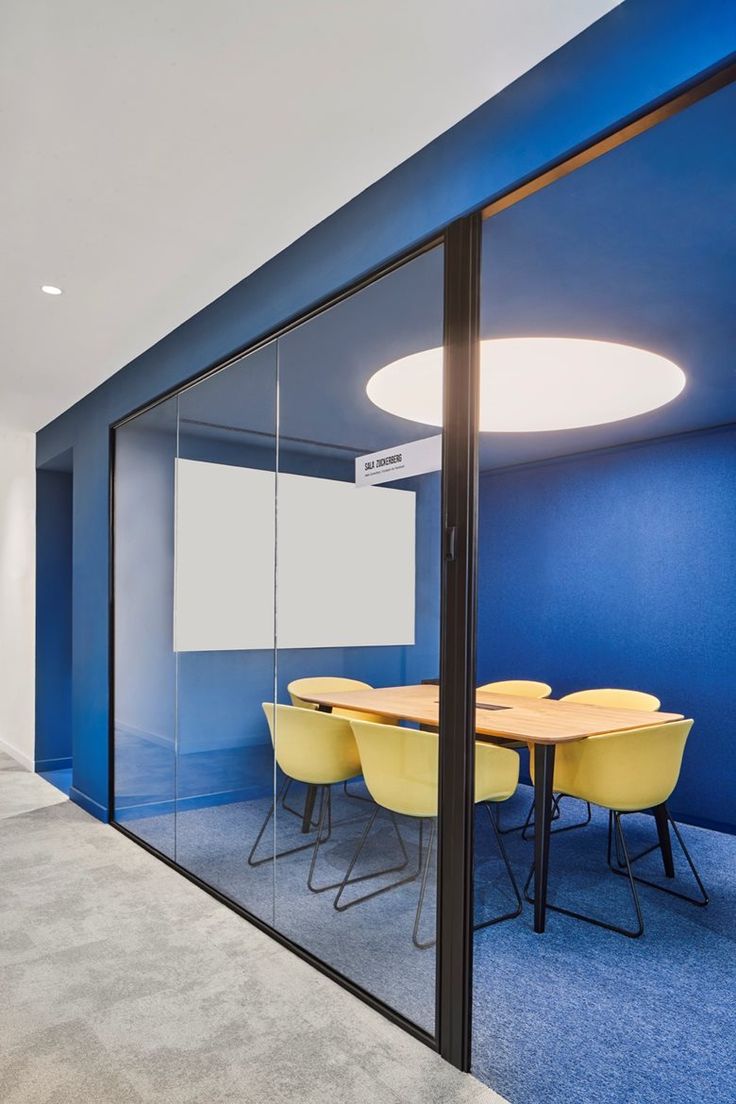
(0, 430, 35, 768)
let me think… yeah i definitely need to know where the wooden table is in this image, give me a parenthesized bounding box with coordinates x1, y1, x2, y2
(301, 683, 683, 933)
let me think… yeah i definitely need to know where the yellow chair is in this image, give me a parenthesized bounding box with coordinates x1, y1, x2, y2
(477, 679, 552, 698)
(287, 676, 385, 723)
(335, 719, 522, 947)
(248, 704, 408, 893)
(521, 687, 662, 839)
(562, 688, 661, 711)
(524, 719, 708, 936)
(287, 677, 384, 814)
(477, 680, 551, 833)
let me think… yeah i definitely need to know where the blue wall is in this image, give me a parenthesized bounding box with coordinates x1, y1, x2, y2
(35, 470, 73, 771)
(35, 1, 736, 819)
(477, 426, 736, 834)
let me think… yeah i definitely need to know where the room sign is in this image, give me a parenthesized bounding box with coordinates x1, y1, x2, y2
(355, 434, 442, 486)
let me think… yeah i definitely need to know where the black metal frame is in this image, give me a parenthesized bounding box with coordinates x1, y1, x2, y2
(435, 214, 481, 1066)
(105, 55, 736, 1075)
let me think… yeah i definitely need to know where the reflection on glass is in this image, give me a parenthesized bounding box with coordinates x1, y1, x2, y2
(114, 395, 178, 857)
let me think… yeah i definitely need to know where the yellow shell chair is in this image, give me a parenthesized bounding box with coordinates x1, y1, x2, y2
(520, 687, 661, 840)
(476, 680, 552, 834)
(287, 677, 384, 818)
(248, 704, 408, 893)
(524, 718, 708, 937)
(334, 720, 522, 948)
(477, 679, 553, 699)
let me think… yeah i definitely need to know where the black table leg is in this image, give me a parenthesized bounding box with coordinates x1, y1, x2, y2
(533, 743, 556, 933)
(301, 703, 332, 834)
(653, 803, 675, 878)
(302, 784, 318, 834)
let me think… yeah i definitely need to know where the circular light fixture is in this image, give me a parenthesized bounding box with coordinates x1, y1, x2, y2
(367, 338, 685, 432)
(41, 285, 63, 295)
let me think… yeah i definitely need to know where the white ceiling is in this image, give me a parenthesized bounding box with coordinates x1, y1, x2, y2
(0, 0, 619, 433)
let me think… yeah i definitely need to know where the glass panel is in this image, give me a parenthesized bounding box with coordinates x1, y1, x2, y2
(112, 246, 445, 1036)
(114, 395, 178, 856)
(173, 342, 278, 926)
(472, 79, 736, 1103)
(272, 245, 444, 1033)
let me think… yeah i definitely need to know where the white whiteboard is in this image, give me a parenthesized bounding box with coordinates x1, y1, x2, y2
(174, 459, 416, 651)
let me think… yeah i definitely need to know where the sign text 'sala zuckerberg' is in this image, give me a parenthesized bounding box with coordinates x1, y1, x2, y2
(355, 434, 442, 487)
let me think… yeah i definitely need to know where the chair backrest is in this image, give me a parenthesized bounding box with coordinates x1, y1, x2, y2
(554, 719, 693, 812)
(349, 720, 439, 818)
(477, 679, 552, 699)
(562, 687, 660, 711)
(349, 720, 521, 817)
(287, 676, 382, 723)
(262, 703, 361, 786)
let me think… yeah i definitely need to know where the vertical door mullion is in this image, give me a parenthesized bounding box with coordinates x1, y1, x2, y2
(437, 213, 481, 1069)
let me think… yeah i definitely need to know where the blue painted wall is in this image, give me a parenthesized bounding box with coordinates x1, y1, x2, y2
(35, 470, 73, 771)
(477, 426, 736, 834)
(35, 1, 736, 819)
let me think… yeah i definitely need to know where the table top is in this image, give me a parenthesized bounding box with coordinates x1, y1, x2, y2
(301, 683, 684, 745)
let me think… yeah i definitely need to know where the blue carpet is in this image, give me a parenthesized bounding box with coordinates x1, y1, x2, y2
(471, 787, 736, 1104)
(121, 782, 735, 1104)
(38, 767, 72, 796)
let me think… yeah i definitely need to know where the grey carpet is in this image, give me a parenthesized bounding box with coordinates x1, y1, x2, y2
(0, 760, 504, 1104)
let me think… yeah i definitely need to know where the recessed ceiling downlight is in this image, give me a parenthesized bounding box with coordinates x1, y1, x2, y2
(366, 338, 685, 433)
(41, 285, 63, 295)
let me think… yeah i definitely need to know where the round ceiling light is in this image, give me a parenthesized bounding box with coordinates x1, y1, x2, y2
(41, 285, 63, 295)
(366, 337, 685, 432)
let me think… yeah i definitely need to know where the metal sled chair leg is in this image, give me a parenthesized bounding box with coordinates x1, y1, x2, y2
(333, 808, 419, 912)
(524, 810, 645, 937)
(248, 778, 333, 869)
(309, 792, 410, 895)
(519, 793, 591, 840)
(413, 803, 523, 949)
(496, 793, 562, 836)
(606, 805, 708, 907)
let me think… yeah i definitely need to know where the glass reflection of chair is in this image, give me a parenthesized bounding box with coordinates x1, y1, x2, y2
(247, 704, 408, 894)
(286, 676, 383, 818)
(334, 719, 523, 949)
(524, 718, 708, 937)
(521, 687, 662, 840)
(476, 680, 552, 835)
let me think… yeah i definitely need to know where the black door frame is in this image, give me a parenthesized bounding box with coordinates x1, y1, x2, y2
(106, 54, 736, 1073)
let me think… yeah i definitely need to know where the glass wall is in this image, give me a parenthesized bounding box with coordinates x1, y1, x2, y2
(113, 245, 445, 1034)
